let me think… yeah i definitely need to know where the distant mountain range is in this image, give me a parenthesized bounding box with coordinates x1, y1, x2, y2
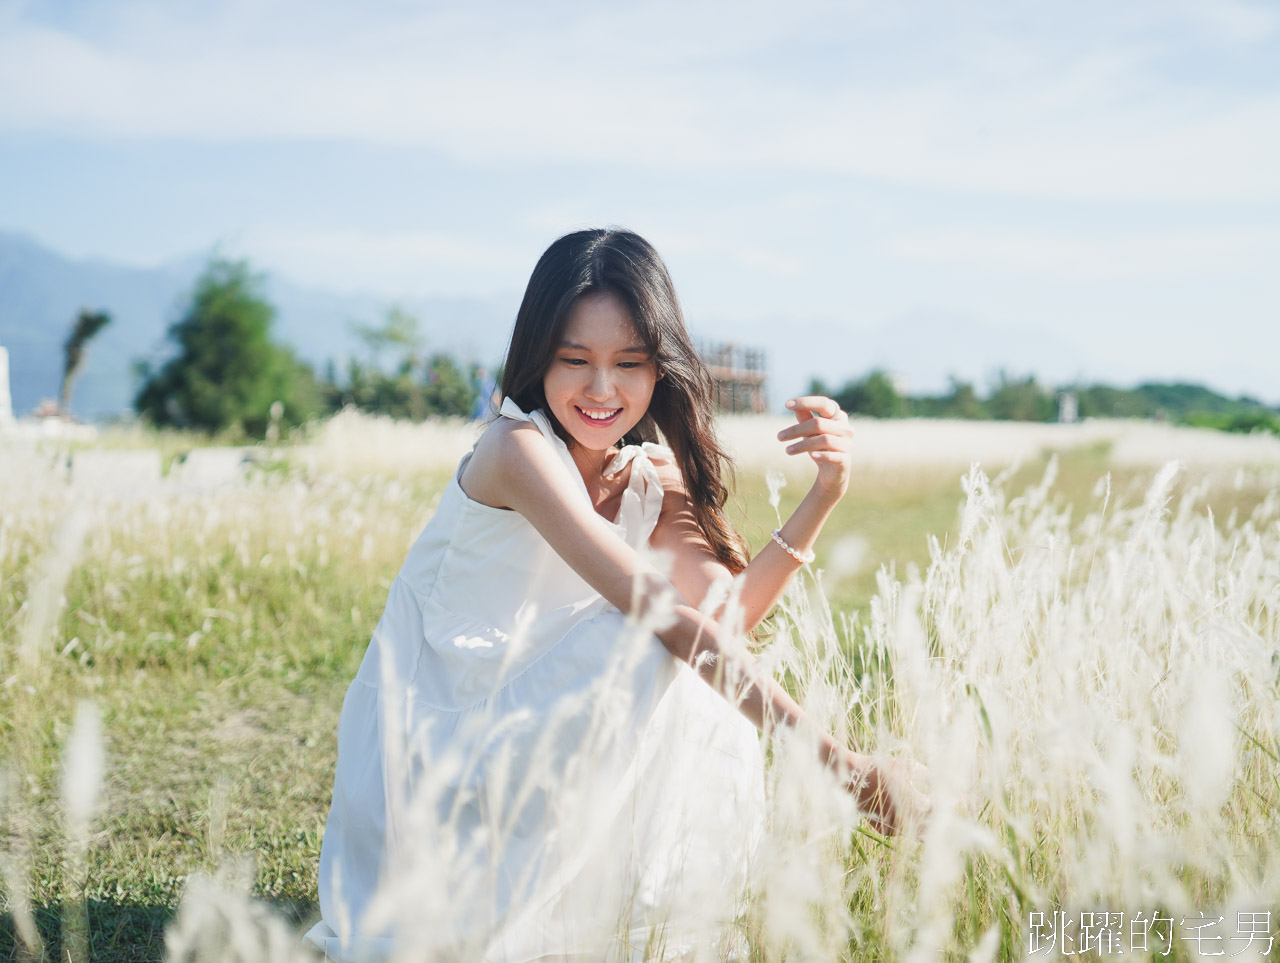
(0, 230, 513, 420)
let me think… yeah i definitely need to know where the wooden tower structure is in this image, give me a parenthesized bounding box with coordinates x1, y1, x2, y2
(698, 341, 768, 414)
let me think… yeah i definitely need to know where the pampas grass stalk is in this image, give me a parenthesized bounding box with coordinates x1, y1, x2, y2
(60, 700, 103, 963)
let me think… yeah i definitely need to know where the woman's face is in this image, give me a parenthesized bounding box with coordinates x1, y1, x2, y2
(542, 290, 658, 455)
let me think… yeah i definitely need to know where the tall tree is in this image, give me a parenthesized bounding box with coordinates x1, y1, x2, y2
(60, 309, 111, 415)
(134, 258, 317, 436)
(833, 369, 904, 418)
(351, 306, 424, 373)
(987, 371, 1054, 422)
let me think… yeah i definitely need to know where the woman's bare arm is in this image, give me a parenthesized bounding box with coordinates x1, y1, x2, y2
(463, 417, 927, 832)
(649, 475, 841, 636)
(651, 395, 854, 636)
(467, 419, 817, 738)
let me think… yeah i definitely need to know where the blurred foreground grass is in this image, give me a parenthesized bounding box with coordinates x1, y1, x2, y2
(2, 417, 1278, 961)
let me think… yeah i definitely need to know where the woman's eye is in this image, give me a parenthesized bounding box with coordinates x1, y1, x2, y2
(559, 358, 647, 369)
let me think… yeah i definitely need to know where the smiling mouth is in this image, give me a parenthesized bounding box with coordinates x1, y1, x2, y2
(575, 406, 622, 426)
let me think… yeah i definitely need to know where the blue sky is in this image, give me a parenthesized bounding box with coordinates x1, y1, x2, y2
(1, 0, 1277, 402)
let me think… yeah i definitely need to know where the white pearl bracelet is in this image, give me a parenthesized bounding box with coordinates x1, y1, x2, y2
(770, 529, 815, 564)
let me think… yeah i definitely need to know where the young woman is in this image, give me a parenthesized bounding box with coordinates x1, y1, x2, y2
(305, 229, 929, 962)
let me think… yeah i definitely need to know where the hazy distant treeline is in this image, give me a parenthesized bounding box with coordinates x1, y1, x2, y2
(811, 370, 1280, 434)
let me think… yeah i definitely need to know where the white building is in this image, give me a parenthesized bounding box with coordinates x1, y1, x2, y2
(1057, 390, 1079, 424)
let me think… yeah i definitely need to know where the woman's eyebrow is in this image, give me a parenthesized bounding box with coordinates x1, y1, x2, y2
(558, 340, 650, 354)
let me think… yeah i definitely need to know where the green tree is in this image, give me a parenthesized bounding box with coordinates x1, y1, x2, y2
(321, 307, 484, 419)
(60, 308, 111, 415)
(1074, 384, 1147, 419)
(134, 259, 318, 436)
(833, 369, 903, 418)
(807, 377, 831, 397)
(942, 377, 986, 419)
(422, 354, 480, 417)
(351, 306, 424, 374)
(987, 371, 1054, 422)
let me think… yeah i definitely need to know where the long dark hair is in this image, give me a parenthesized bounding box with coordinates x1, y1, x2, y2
(501, 228, 749, 575)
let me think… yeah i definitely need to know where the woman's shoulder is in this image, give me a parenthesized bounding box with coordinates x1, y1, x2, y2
(475, 410, 544, 449)
(651, 455, 685, 497)
(648, 454, 691, 518)
(460, 415, 551, 509)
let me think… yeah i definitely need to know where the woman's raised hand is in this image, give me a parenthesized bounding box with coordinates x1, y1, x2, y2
(842, 751, 932, 836)
(777, 396, 854, 499)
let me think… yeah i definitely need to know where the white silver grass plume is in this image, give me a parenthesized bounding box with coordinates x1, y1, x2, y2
(0, 768, 44, 958)
(165, 863, 315, 963)
(61, 700, 104, 838)
(18, 505, 90, 669)
(866, 456, 1280, 956)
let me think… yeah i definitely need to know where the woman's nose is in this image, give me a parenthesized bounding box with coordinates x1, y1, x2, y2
(584, 367, 613, 400)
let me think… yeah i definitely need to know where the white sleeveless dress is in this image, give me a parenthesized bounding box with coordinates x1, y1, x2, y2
(305, 399, 765, 962)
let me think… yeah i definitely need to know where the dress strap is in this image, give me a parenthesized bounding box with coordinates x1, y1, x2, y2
(497, 396, 670, 547)
(498, 395, 538, 426)
(604, 442, 672, 548)
(498, 397, 564, 449)
(496, 397, 593, 502)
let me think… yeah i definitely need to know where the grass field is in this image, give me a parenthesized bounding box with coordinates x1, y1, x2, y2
(2, 412, 1279, 961)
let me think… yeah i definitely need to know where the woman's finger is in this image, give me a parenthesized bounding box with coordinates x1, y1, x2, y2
(784, 433, 852, 456)
(776, 416, 851, 442)
(786, 396, 842, 420)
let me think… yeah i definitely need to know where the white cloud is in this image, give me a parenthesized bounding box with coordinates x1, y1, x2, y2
(240, 226, 533, 296)
(1165, 0, 1279, 43)
(735, 247, 805, 278)
(1, 0, 1277, 201)
(882, 227, 1280, 280)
